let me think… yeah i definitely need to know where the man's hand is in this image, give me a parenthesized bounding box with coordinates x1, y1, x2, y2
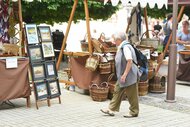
(120, 74, 127, 83)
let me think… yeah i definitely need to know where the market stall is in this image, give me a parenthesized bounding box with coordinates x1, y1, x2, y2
(56, 0, 169, 91)
(0, 0, 31, 107)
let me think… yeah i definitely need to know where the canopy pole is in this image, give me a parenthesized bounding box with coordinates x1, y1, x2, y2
(84, 0, 92, 54)
(165, 0, 179, 103)
(156, 6, 185, 73)
(56, 0, 78, 70)
(18, 0, 24, 56)
(144, 7, 149, 38)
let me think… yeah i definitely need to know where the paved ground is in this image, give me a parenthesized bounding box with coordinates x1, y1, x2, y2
(1, 83, 190, 127)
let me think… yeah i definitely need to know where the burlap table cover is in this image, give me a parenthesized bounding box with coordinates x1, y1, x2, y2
(0, 58, 31, 101)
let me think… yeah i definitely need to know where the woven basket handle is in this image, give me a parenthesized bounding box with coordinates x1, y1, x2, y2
(107, 73, 115, 82)
(100, 82, 109, 88)
(140, 30, 160, 42)
(90, 83, 99, 89)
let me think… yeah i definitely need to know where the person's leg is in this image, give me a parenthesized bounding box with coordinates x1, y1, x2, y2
(125, 83, 139, 116)
(108, 82, 126, 112)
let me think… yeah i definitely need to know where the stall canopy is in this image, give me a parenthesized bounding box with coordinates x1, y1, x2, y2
(103, 0, 168, 8)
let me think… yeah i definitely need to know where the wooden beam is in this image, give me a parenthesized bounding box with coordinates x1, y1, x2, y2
(56, 0, 78, 70)
(144, 7, 149, 38)
(84, 0, 93, 54)
(59, 80, 75, 85)
(156, 6, 185, 73)
(18, 0, 24, 56)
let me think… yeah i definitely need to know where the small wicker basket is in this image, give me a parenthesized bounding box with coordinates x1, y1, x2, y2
(89, 82, 109, 102)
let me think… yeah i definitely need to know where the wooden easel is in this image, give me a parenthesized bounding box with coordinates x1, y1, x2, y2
(56, 0, 93, 70)
(56, 0, 93, 87)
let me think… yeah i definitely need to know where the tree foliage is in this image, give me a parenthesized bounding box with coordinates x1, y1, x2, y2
(146, 4, 190, 21)
(21, 0, 118, 24)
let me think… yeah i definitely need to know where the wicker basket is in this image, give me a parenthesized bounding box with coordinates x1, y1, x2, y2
(184, 45, 190, 50)
(110, 61, 115, 73)
(103, 47, 117, 53)
(107, 73, 116, 99)
(149, 75, 166, 93)
(92, 38, 104, 53)
(138, 80, 149, 96)
(80, 41, 88, 52)
(89, 82, 109, 102)
(99, 62, 111, 74)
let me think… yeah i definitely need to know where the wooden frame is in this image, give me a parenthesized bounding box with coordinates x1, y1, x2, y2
(28, 44, 44, 63)
(34, 81, 49, 100)
(38, 26, 52, 42)
(47, 79, 61, 98)
(31, 62, 46, 81)
(42, 42, 55, 58)
(25, 24, 39, 45)
(45, 60, 57, 79)
(56, 0, 93, 70)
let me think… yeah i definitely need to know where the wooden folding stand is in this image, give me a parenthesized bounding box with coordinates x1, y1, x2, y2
(56, 0, 93, 86)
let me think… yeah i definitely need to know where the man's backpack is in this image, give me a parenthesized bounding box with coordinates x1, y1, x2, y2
(122, 43, 148, 82)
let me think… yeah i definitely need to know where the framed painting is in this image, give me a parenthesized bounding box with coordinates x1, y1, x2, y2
(28, 44, 43, 62)
(38, 26, 52, 42)
(31, 63, 46, 81)
(47, 79, 61, 98)
(42, 42, 55, 58)
(45, 60, 57, 79)
(34, 81, 48, 100)
(25, 24, 39, 45)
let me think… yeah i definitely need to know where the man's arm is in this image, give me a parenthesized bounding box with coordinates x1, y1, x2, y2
(120, 59, 132, 83)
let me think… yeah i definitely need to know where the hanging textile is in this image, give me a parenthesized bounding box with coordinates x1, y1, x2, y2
(0, 0, 11, 44)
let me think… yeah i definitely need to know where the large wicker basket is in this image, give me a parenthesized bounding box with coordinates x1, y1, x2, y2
(89, 82, 109, 102)
(138, 80, 149, 96)
(149, 75, 166, 93)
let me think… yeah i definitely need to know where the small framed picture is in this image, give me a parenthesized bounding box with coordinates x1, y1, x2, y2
(45, 60, 57, 78)
(47, 79, 61, 98)
(38, 26, 52, 42)
(42, 42, 55, 58)
(25, 24, 39, 45)
(28, 45, 43, 62)
(34, 81, 48, 100)
(31, 63, 46, 81)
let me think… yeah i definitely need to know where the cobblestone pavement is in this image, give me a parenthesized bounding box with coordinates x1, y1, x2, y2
(1, 83, 190, 127)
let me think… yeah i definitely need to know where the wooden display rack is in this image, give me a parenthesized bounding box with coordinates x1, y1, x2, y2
(14, 0, 62, 109)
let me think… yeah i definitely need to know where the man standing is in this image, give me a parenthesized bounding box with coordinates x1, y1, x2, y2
(154, 20, 162, 32)
(163, 13, 173, 51)
(100, 32, 139, 118)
